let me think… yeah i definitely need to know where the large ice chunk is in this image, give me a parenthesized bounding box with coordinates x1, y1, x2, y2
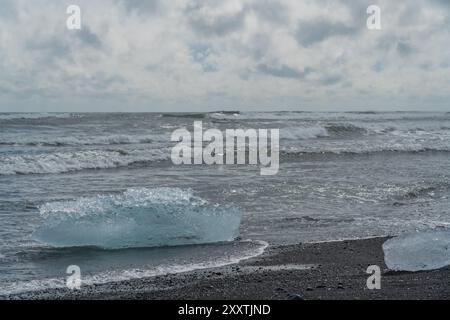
(383, 229, 450, 272)
(34, 188, 242, 249)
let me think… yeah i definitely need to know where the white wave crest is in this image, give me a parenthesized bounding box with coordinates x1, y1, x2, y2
(0, 133, 168, 147)
(282, 126, 329, 140)
(0, 240, 267, 296)
(0, 149, 169, 175)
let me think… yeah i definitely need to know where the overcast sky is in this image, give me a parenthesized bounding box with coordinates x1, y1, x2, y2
(0, 0, 449, 112)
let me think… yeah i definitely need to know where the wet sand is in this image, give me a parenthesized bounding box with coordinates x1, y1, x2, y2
(4, 237, 450, 300)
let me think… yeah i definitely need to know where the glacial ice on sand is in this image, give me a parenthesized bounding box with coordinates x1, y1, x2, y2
(383, 228, 450, 272)
(34, 188, 242, 249)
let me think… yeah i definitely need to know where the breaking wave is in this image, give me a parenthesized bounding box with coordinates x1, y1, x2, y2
(33, 188, 242, 249)
(0, 149, 170, 175)
(0, 240, 267, 296)
(281, 124, 372, 140)
(282, 126, 329, 140)
(0, 134, 168, 147)
(324, 124, 368, 137)
(281, 135, 450, 155)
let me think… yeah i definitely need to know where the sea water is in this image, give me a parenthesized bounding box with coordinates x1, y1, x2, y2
(0, 111, 449, 294)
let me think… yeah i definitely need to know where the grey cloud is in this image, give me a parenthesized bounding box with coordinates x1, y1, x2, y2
(189, 14, 245, 37)
(320, 75, 342, 86)
(247, 0, 288, 24)
(431, 0, 450, 8)
(116, 0, 161, 14)
(24, 27, 102, 65)
(396, 42, 416, 57)
(65, 73, 126, 93)
(189, 43, 217, 72)
(247, 33, 271, 60)
(296, 19, 358, 47)
(257, 64, 313, 80)
(0, 0, 16, 20)
(186, 1, 246, 37)
(1, 0, 449, 112)
(26, 38, 71, 60)
(77, 27, 102, 49)
(187, 0, 287, 37)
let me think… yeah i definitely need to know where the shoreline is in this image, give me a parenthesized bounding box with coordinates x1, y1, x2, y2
(4, 237, 450, 300)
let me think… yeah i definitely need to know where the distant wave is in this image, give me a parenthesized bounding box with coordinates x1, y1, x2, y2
(0, 113, 78, 121)
(345, 111, 378, 115)
(324, 124, 368, 136)
(281, 145, 450, 156)
(34, 187, 242, 249)
(207, 111, 241, 120)
(280, 122, 450, 142)
(206, 111, 449, 122)
(161, 112, 207, 119)
(0, 149, 170, 175)
(0, 134, 168, 147)
(282, 126, 329, 140)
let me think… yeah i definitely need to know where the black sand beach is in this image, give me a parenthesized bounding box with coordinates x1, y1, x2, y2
(5, 237, 450, 300)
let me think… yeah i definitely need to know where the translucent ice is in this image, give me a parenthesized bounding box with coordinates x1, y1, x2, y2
(383, 229, 450, 272)
(34, 188, 242, 249)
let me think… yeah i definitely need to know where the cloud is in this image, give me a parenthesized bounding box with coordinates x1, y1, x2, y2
(115, 0, 162, 14)
(186, 0, 246, 37)
(0, 0, 449, 112)
(296, 19, 358, 47)
(320, 75, 343, 86)
(396, 42, 416, 57)
(77, 27, 103, 48)
(257, 64, 313, 80)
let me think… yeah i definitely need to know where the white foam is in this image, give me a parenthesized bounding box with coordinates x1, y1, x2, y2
(0, 240, 268, 296)
(282, 135, 450, 155)
(0, 134, 168, 147)
(282, 126, 329, 140)
(0, 148, 170, 175)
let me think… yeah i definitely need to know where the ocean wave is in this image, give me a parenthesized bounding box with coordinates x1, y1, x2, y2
(0, 134, 168, 147)
(282, 126, 329, 140)
(207, 111, 241, 120)
(33, 187, 242, 249)
(161, 112, 207, 119)
(204, 111, 449, 122)
(291, 181, 450, 206)
(281, 144, 450, 156)
(324, 123, 368, 136)
(281, 130, 450, 155)
(345, 111, 378, 115)
(394, 183, 450, 201)
(281, 122, 448, 140)
(0, 113, 77, 121)
(0, 149, 170, 175)
(0, 240, 267, 296)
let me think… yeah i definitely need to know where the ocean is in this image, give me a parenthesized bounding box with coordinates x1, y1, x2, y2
(0, 111, 449, 295)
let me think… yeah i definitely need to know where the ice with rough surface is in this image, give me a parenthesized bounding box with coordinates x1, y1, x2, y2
(383, 229, 450, 272)
(34, 188, 242, 249)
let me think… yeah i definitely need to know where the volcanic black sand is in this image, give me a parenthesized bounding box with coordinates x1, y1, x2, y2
(4, 237, 450, 300)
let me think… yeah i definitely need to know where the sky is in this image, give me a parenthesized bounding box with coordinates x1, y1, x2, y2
(0, 0, 449, 112)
